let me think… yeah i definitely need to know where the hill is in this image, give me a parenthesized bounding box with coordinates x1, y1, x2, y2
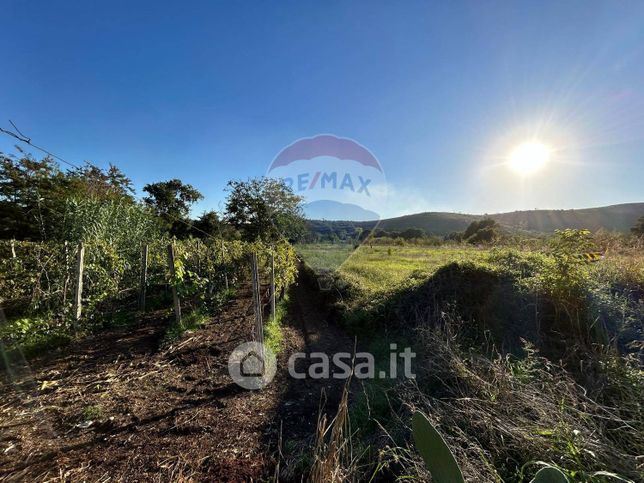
(306, 202, 644, 237)
(374, 211, 478, 234)
(490, 203, 644, 233)
(303, 200, 379, 221)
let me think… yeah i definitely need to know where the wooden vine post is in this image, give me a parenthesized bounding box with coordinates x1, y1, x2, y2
(221, 239, 229, 290)
(167, 244, 182, 325)
(62, 241, 69, 305)
(270, 251, 276, 321)
(0, 307, 12, 381)
(72, 242, 85, 325)
(139, 244, 148, 312)
(250, 252, 264, 348)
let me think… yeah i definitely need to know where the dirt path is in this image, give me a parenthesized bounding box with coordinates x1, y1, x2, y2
(0, 272, 354, 481)
(270, 272, 355, 448)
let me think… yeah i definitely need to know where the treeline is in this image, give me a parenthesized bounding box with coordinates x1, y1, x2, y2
(306, 212, 644, 245)
(0, 153, 304, 244)
(304, 220, 439, 243)
(305, 218, 504, 245)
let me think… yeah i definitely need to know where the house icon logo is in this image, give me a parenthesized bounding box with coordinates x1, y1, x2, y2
(241, 350, 265, 377)
(228, 342, 277, 390)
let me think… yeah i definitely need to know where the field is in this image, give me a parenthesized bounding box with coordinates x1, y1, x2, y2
(296, 239, 644, 482)
(298, 243, 488, 293)
(2, 235, 641, 481)
(298, 240, 644, 297)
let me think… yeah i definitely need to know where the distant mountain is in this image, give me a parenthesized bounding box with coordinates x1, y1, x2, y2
(306, 202, 644, 237)
(374, 212, 477, 235)
(490, 203, 644, 233)
(303, 200, 379, 222)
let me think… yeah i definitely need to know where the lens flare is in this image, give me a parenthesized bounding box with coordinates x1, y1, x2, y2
(508, 142, 551, 175)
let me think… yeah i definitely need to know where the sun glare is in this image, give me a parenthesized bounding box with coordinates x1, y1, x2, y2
(508, 142, 551, 175)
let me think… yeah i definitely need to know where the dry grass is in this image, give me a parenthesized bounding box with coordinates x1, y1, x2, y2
(370, 319, 643, 482)
(310, 380, 357, 483)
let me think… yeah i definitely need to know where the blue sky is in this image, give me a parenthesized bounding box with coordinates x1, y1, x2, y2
(1, 0, 643, 218)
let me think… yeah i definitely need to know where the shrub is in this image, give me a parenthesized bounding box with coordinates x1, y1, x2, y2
(462, 218, 500, 244)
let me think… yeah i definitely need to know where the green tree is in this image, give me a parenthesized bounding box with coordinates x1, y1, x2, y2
(400, 228, 426, 240)
(143, 179, 203, 237)
(192, 210, 221, 238)
(358, 228, 371, 242)
(66, 163, 135, 201)
(446, 231, 463, 242)
(0, 154, 66, 240)
(225, 178, 304, 242)
(463, 218, 500, 244)
(0, 153, 136, 241)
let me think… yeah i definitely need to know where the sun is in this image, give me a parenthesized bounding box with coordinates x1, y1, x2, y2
(508, 142, 551, 175)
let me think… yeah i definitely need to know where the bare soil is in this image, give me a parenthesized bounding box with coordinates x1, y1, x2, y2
(0, 274, 353, 482)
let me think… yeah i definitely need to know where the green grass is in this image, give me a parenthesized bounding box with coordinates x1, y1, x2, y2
(0, 315, 73, 359)
(338, 245, 488, 294)
(265, 294, 289, 354)
(295, 243, 356, 272)
(162, 308, 210, 345)
(81, 404, 104, 422)
(298, 241, 643, 362)
(297, 243, 489, 295)
(298, 242, 643, 299)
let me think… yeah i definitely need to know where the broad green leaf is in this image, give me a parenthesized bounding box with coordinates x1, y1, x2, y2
(531, 466, 569, 483)
(412, 411, 464, 483)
